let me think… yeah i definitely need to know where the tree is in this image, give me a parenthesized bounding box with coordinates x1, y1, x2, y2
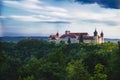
(18, 75, 35, 80)
(1, 39, 119, 80)
(66, 60, 90, 80)
(67, 37, 71, 44)
(118, 41, 120, 53)
(90, 64, 107, 80)
(79, 35, 83, 43)
(110, 41, 120, 80)
(19, 56, 40, 79)
(47, 49, 66, 65)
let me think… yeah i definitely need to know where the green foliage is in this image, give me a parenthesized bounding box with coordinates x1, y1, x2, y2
(108, 41, 120, 80)
(90, 64, 107, 80)
(0, 39, 119, 80)
(66, 60, 90, 80)
(118, 41, 120, 53)
(67, 37, 71, 44)
(79, 35, 83, 43)
(18, 75, 35, 80)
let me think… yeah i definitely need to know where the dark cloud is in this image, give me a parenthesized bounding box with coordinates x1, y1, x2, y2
(75, 0, 120, 9)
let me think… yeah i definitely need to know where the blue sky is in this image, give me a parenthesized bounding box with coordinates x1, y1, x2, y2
(0, 0, 120, 38)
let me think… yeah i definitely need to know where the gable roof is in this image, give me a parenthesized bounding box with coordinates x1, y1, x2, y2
(60, 32, 88, 39)
(60, 34, 77, 38)
(50, 35, 59, 39)
(70, 33, 88, 36)
(60, 32, 94, 40)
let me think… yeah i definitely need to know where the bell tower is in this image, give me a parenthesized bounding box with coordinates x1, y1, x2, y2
(100, 31, 104, 43)
(94, 29, 98, 43)
(56, 32, 59, 37)
(94, 29, 98, 36)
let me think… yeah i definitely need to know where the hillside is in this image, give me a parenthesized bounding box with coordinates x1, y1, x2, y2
(0, 39, 120, 80)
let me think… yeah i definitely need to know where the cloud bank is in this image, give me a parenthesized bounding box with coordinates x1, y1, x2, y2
(74, 0, 120, 9)
(1, 0, 120, 38)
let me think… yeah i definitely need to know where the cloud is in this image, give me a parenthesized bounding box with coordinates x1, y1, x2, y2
(1, 0, 120, 38)
(39, 21, 71, 24)
(2, 0, 70, 20)
(64, 3, 120, 26)
(81, 19, 118, 26)
(9, 15, 40, 22)
(74, 0, 120, 9)
(0, 16, 6, 19)
(1, 15, 70, 24)
(3, 0, 43, 10)
(3, 0, 67, 13)
(2, 24, 62, 36)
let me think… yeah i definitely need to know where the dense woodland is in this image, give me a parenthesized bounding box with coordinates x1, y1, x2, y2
(0, 39, 120, 80)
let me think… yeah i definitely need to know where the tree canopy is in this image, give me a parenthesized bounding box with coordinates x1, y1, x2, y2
(0, 39, 119, 80)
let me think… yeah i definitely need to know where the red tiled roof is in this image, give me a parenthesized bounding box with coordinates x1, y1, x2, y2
(60, 34, 77, 38)
(60, 32, 88, 39)
(70, 33, 88, 36)
(50, 35, 59, 39)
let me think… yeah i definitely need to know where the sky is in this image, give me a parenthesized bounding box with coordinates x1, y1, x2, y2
(0, 0, 120, 38)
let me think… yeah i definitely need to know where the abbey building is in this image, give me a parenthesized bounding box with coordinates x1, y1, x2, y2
(49, 29, 104, 44)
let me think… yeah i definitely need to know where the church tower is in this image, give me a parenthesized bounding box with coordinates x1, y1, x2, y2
(94, 29, 98, 43)
(94, 29, 98, 36)
(100, 31, 104, 43)
(56, 32, 59, 37)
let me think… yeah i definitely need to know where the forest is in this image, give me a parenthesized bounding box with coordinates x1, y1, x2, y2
(0, 39, 120, 80)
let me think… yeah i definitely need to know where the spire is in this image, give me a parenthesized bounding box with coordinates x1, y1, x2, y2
(94, 28, 98, 36)
(100, 31, 104, 37)
(56, 32, 59, 37)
